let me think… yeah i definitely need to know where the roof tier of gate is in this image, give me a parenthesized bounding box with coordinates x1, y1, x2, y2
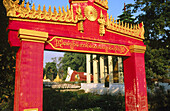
(3, 0, 146, 56)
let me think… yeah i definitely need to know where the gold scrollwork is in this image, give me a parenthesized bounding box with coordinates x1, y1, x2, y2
(84, 6, 98, 22)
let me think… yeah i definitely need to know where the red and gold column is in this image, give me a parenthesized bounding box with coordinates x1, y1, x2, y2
(14, 29, 48, 111)
(123, 45, 148, 111)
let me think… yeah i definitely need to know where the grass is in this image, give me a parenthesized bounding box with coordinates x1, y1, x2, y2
(43, 88, 125, 111)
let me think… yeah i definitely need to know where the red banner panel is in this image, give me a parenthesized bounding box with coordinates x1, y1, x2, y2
(47, 36, 131, 56)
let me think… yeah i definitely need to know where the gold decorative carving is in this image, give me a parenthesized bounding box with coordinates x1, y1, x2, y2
(71, 0, 88, 3)
(98, 10, 106, 36)
(3, 0, 78, 23)
(18, 29, 48, 43)
(106, 13, 145, 40)
(24, 108, 38, 111)
(94, 0, 108, 10)
(84, 6, 98, 21)
(76, 6, 86, 33)
(129, 45, 146, 53)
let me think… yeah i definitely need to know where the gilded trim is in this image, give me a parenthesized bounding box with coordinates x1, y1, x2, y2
(48, 36, 128, 46)
(21, 39, 45, 43)
(9, 18, 77, 26)
(18, 29, 48, 43)
(94, 0, 108, 10)
(129, 45, 146, 53)
(106, 13, 145, 40)
(3, 0, 78, 23)
(106, 29, 143, 41)
(47, 36, 130, 56)
(71, 1, 88, 3)
(19, 29, 48, 38)
(49, 43, 129, 56)
(84, 6, 98, 22)
(24, 108, 38, 111)
(94, 2, 108, 11)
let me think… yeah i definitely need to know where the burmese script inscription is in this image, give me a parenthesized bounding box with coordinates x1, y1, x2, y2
(48, 36, 130, 56)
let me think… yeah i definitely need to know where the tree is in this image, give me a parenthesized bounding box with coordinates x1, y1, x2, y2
(126, 0, 170, 49)
(117, 3, 135, 24)
(45, 62, 57, 81)
(51, 56, 64, 79)
(61, 52, 86, 76)
(0, 1, 33, 110)
(126, 0, 170, 85)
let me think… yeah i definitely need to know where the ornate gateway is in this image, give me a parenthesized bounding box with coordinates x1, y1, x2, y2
(3, 0, 148, 111)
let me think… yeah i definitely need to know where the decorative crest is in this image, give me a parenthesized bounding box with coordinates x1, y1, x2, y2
(3, 0, 78, 23)
(106, 13, 145, 39)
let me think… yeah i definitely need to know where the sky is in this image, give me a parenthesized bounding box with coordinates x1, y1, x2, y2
(31, 0, 136, 67)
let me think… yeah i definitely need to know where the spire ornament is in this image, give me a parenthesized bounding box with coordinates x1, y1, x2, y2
(98, 10, 106, 36)
(76, 6, 86, 33)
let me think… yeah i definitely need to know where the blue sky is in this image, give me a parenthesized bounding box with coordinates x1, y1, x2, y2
(33, 0, 136, 67)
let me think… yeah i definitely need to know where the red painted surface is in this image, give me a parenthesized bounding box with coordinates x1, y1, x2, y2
(123, 53, 148, 111)
(14, 41, 44, 111)
(6, 0, 148, 111)
(70, 71, 93, 82)
(46, 36, 131, 56)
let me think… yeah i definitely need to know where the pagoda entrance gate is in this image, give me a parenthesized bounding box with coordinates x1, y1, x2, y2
(3, 0, 148, 111)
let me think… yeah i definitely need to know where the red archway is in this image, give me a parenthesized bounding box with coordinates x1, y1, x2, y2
(3, 0, 148, 110)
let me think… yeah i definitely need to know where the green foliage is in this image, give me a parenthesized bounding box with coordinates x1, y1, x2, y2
(145, 41, 169, 80)
(43, 88, 125, 111)
(45, 62, 57, 81)
(0, 0, 19, 110)
(127, 0, 169, 48)
(61, 52, 86, 75)
(148, 86, 170, 111)
(126, 0, 170, 85)
(117, 6, 135, 24)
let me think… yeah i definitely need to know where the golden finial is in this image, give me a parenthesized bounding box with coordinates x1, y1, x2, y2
(116, 19, 117, 26)
(48, 5, 52, 14)
(58, 6, 62, 15)
(128, 23, 129, 28)
(62, 6, 66, 14)
(43, 5, 47, 13)
(131, 24, 132, 29)
(122, 21, 124, 27)
(125, 22, 127, 28)
(32, 3, 35, 11)
(133, 24, 135, 29)
(110, 15, 112, 22)
(37, 4, 41, 12)
(98, 10, 106, 36)
(100, 10, 104, 18)
(67, 5, 69, 12)
(26, 2, 30, 10)
(21, 0, 25, 7)
(54, 6, 57, 15)
(77, 5, 86, 33)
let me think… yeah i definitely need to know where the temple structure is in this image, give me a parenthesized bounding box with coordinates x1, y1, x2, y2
(3, 0, 148, 111)
(86, 54, 124, 84)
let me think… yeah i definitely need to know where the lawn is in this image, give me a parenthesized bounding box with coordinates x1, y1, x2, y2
(43, 88, 125, 111)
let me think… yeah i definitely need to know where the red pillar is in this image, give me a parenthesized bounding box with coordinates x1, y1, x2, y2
(14, 29, 48, 111)
(123, 45, 148, 111)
